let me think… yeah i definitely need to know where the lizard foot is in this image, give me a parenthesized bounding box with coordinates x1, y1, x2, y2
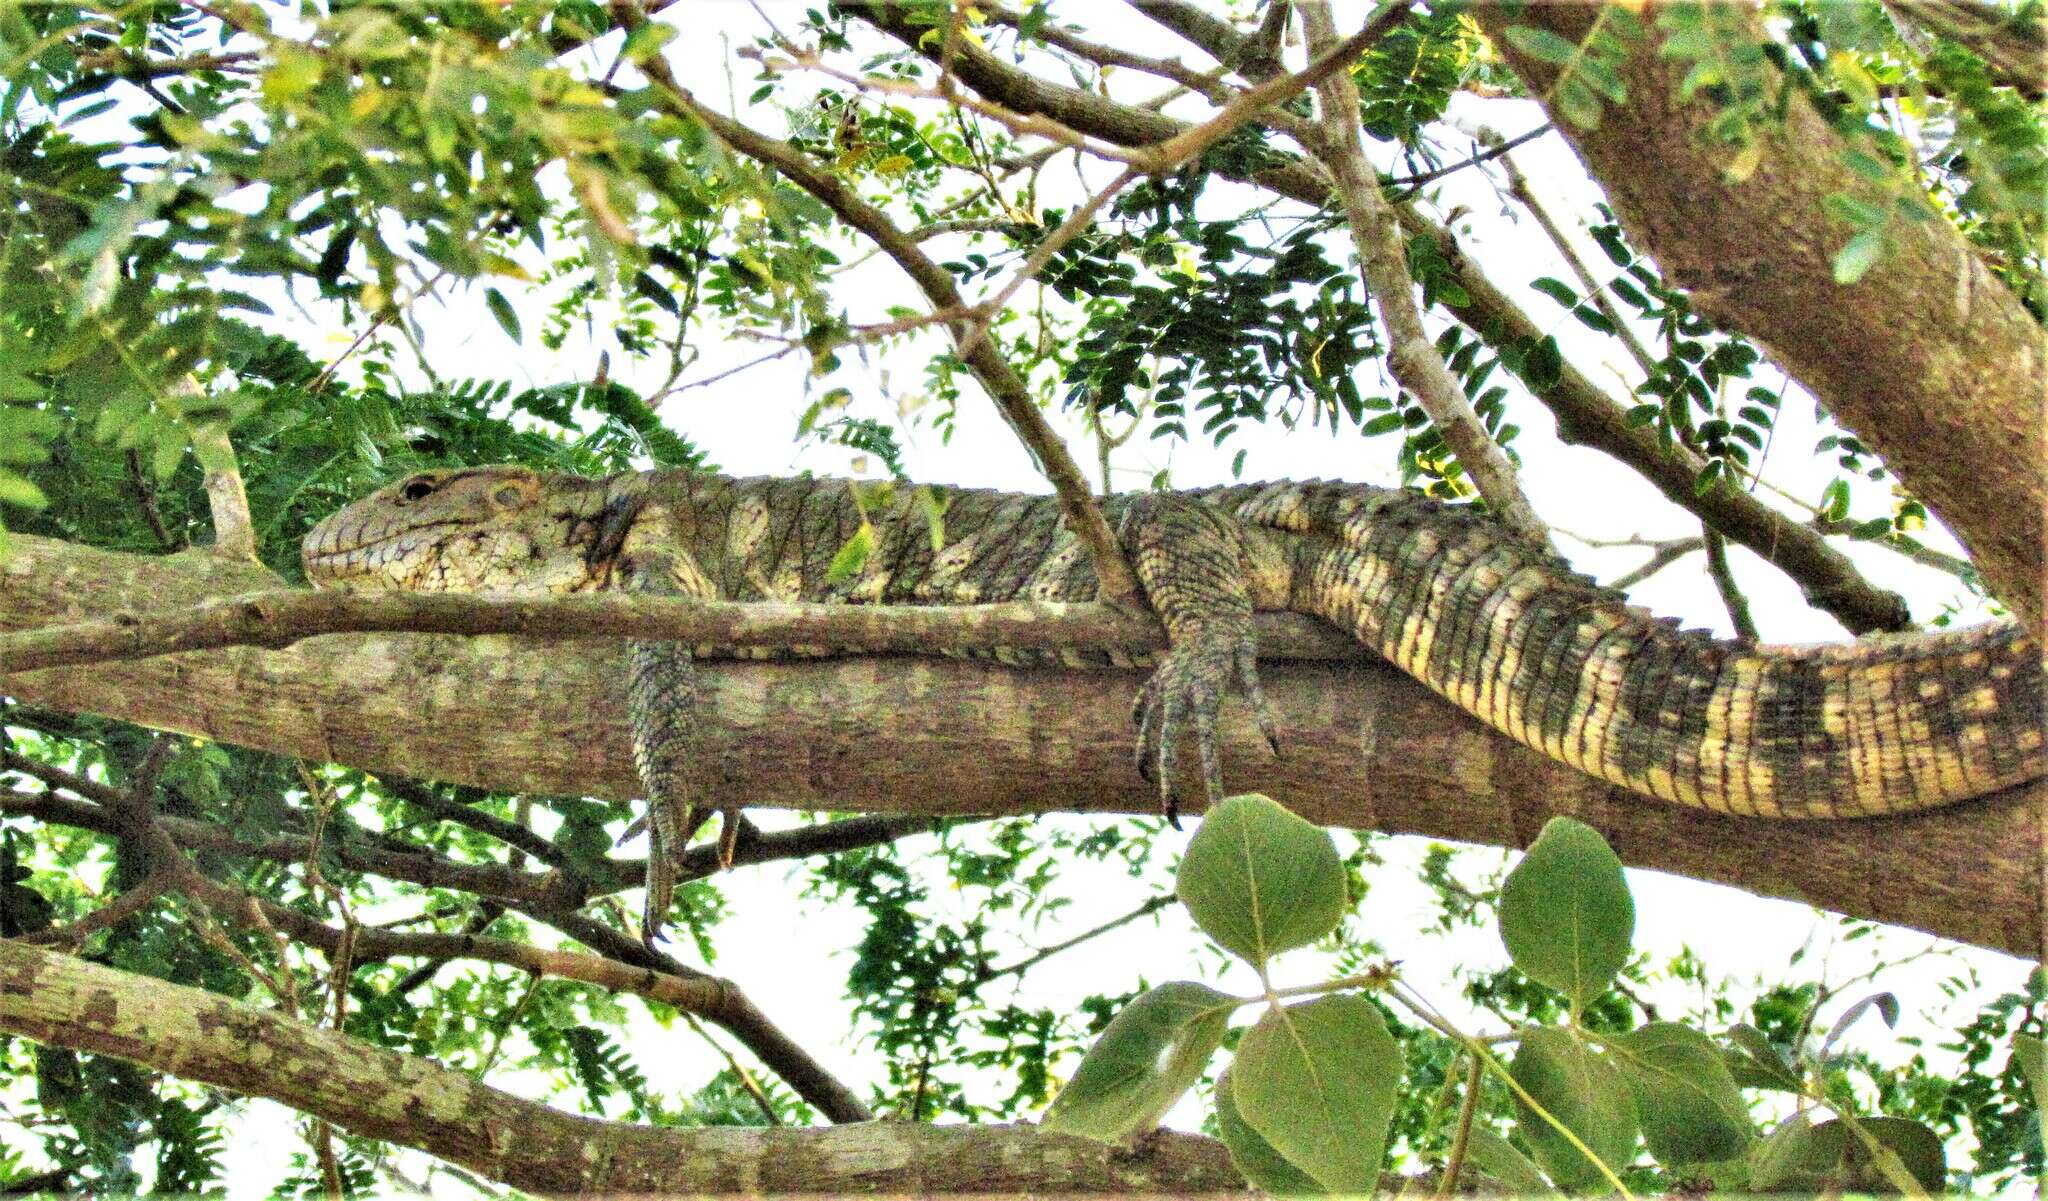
(639, 802, 748, 950)
(1131, 626, 1279, 827)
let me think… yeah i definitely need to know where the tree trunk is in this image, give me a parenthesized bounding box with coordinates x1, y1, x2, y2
(1471, 2, 2047, 635)
(0, 938, 1242, 1195)
(5, 534, 2039, 955)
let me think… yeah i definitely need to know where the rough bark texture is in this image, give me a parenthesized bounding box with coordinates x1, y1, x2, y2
(6, 534, 2040, 955)
(0, 938, 1243, 1196)
(1472, 2, 2047, 635)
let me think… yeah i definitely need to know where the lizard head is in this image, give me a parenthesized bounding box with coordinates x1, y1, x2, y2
(303, 465, 608, 594)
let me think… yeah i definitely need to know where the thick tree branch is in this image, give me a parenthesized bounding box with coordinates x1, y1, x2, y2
(0, 939, 1240, 1194)
(0, 585, 1354, 676)
(844, 2, 1916, 636)
(7, 534, 2038, 956)
(1471, 3, 2045, 634)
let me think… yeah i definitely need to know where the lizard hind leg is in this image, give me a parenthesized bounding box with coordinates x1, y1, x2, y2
(622, 548, 740, 949)
(1121, 494, 1282, 825)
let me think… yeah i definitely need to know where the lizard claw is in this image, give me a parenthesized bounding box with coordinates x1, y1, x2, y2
(1235, 636, 1281, 757)
(1133, 628, 1248, 826)
(642, 825, 675, 951)
(714, 803, 742, 869)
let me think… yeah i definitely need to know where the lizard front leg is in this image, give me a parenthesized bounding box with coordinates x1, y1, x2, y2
(622, 553, 740, 949)
(1121, 494, 1281, 826)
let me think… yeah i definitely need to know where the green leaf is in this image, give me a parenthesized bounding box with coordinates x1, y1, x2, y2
(1554, 76, 1605, 131)
(1837, 1116, 1944, 1195)
(1509, 1027, 1640, 1193)
(1747, 1114, 1943, 1194)
(1360, 413, 1405, 437)
(1504, 24, 1585, 68)
(1749, 1112, 1840, 1192)
(1723, 1023, 1802, 1092)
(2013, 1033, 2048, 1117)
(1822, 192, 1887, 228)
(1530, 277, 1579, 307)
(150, 431, 185, 481)
(1575, 53, 1628, 105)
(1498, 817, 1634, 1010)
(633, 270, 682, 315)
(0, 472, 47, 509)
(824, 521, 876, 585)
(622, 22, 678, 62)
(1462, 1127, 1558, 1195)
(1833, 230, 1885, 284)
(1042, 982, 1232, 1142)
(1213, 1067, 1325, 1196)
(1175, 794, 1347, 969)
(1609, 1023, 1751, 1166)
(1818, 479, 1851, 522)
(1232, 995, 1401, 1194)
(484, 287, 522, 343)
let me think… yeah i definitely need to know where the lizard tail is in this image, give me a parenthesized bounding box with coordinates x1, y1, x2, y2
(1235, 482, 2045, 819)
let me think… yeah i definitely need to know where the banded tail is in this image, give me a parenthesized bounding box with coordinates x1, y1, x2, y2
(1219, 481, 2044, 819)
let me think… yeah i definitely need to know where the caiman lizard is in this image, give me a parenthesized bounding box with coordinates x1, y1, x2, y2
(303, 467, 2046, 943)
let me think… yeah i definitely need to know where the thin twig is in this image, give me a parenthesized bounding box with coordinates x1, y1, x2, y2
(1608, 538, 1705, 592)
(978, 894, 1172, 982)
(124, 448, 182, 550)
(681, 1012, 784, 1126)
(1387, 124, 1552, 189)
(1703, 528, 1761, 642)
(1435, 1052, 1483, 1198)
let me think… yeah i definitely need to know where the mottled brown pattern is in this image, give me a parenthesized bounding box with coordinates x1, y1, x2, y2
(305, 467, 2046, 823)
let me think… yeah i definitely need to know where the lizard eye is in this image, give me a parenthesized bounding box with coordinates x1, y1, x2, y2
(400, 478, 437, 502)
(493, 485, 523, 507)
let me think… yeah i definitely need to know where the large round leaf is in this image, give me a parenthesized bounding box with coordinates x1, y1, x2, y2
(1461, 1127, 1559, 1195)
(1499, 817, 1634, 1011)
(1610, 1022, 1751, 1166)
(1213, 1067, 1325, 1197)
(1508, 1026, 1640, 1193)
(1041, 981, 1232, 1142)
(1175, 794, 1346, 970)
(1231, 995, 1401, 1194)
(1749, 1113, 1945, 1195)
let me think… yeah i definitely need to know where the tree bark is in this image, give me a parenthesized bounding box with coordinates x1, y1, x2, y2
(0, 938, 1243, 1196)
(5, 534, 2039, 956)
(1470, 2, 2047, 635)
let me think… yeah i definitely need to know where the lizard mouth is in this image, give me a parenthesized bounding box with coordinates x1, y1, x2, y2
(300, 518, 467, 586)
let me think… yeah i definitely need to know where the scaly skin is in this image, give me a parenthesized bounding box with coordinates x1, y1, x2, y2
(304, 466, 2046, 840)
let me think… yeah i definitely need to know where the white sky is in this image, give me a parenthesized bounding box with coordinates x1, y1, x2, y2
(30, 2, 2039, 1196)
